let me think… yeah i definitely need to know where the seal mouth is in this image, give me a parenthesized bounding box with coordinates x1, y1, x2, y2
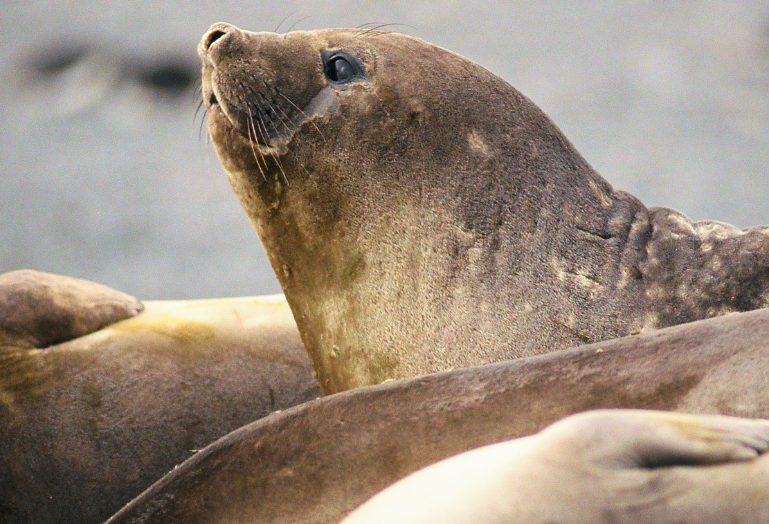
(201, 64, 302, 155)
(206, 89, 220, 110)
(199, 62, 224, 119)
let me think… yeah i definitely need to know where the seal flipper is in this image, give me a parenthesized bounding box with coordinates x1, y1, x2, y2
(544, 409, 769, 469)
(0, 270, 143, 349)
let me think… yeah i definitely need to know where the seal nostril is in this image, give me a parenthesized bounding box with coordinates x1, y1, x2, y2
(204, 29, 227, 51)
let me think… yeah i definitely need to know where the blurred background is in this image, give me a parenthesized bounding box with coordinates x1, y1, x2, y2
(2, 0, 768, 299)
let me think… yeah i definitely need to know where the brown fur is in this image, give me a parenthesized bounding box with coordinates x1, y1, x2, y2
(0, 270, 142, 349)
(200, 24, 769, 393)
(106, 307, 769, 524)
(0, 272, 320, 524)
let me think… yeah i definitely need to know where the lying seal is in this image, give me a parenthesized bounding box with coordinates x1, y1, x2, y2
(106, 307, 769, 524)
(0, 270, 320, 524)
(342, 410, 769, 524)
(199, 23, 769, 392)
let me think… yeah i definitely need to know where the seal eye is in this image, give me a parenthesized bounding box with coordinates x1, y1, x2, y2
(327, 56, 354, 82)
(322, 51, 363, 84)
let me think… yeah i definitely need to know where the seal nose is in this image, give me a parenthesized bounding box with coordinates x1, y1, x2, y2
(202, 24, 229, 51)
(198, 22, 241, 59)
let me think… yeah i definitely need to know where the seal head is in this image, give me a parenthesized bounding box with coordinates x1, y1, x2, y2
(200, 24, 769, 392)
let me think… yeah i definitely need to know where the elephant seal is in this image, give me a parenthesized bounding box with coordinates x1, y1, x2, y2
(106, 307, 769, 524)
(0, 271, 320, 524)
(342, 410, 769, 524)
(199, 23, 769, 393)
(0, 269, 142, 349)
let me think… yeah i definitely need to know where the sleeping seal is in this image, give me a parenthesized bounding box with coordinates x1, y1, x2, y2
(0, 270, 320, 524)
(342, 410, 769, 524)
(199, 24, 769, 392)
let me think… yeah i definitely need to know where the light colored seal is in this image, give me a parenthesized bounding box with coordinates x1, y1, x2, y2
(0, 270, 320, 524)
(342, 409, 769, 524)
(105, 306, 769, 524)
(199, 23, 769, 393)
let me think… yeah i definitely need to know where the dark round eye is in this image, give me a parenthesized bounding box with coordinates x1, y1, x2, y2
(322, 51, 363, 84)
(327, 56, 354, 82)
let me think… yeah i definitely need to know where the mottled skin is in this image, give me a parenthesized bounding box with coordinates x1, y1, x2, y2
(106, 308, 769, 524)
(342, 410, 769, 524)
(199, 24, 769, 393)
(0, 271, 320, 524)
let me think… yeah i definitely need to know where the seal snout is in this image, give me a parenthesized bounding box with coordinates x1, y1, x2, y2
(198, 23, 331, 153)
(198, 23, 243, 119)
(198, 22, 242, 61)
(202, 27, 227, 52)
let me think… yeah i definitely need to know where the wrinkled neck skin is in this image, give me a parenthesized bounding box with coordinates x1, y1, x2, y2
(202, 26, 769, 393)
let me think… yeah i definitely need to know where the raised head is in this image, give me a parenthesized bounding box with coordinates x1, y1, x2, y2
(199, 24, 769, 392)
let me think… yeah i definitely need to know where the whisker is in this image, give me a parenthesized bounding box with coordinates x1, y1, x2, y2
(193, 99, 205, 123)
(252, 104, 289, 185)
(190, 80, 203, 105)
(246, 107, 268, 181)
(259, 87, 299, 136)
(278, 92, 326, 143)
(269, 149, 289, 187)
(194, 99, 208, 141)
(191, 81, 206, 134)
(274, 11, 296, 33)
(250, 102, 290, 186)
(189, 90, 211, 149)
(354, 22, 409, 36)
(245, 82, 296, 140)
(199, 111, 208, 143)
(250, 95, 276, 144)
(286, 15, 311, 33)
(271, 97, 302, 137)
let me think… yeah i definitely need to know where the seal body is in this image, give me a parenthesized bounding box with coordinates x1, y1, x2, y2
(199, 24, 769, 392)
(342, 410, 769, 524)
(0, 271, 320, 524)
(105, 307, 769, 524)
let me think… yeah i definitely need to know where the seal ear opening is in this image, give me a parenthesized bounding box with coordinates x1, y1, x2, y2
(321, 51, 365, 85)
